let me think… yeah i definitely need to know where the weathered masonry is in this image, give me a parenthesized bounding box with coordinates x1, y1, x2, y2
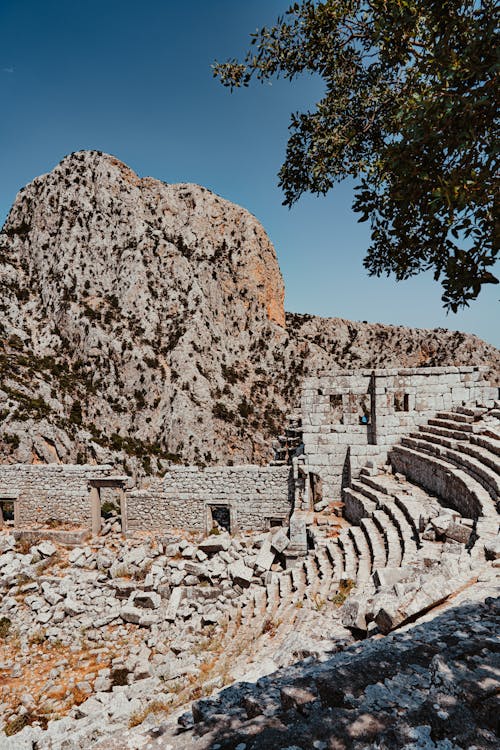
(128, 466, 293, 533)
(0, 463, 293, 534)
(300, 366, 497, 504)
(0, 464, 114, 528)
(0, 366, 496, 535)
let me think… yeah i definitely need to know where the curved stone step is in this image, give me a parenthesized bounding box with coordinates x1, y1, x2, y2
(348, 526, 372, 581)
(350, 479, 389, 510)
(420, 424, 470, 441)
(403, 435, 499, 501)
(436, 411, 473, 424)
(278, 571, 292, 599)
(359, 517, 387, 568)
(338, 531, 358, 581)
(440, 446, 499, 501)
(291, 563, 307, 596)
(326, 540, 344, 582)
(253, 587, 267, 619)
(377, 499, 419, 561)
(409, 429, 457, 450)
(470, 433, 500, 459)
(304, 557, 322, 599)
(455, 405, 488, 418)
(428, 418, 473, 433)
(372, 510, 403, 567)
(265, 580, 280, 616)
(241, 594, 256, 625)
(391, 444, 497, 518)
(457, 441, 500, 475)
(343, 487, 377, 524)
(392, 493, 435, 541)
(314, 547, 334, 598)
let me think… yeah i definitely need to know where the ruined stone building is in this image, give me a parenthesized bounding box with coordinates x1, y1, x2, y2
(0, 365, 497, 546)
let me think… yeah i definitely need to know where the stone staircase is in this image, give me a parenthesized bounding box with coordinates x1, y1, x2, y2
(391, 404, 500, 555)
(270, 413, 303, 466)
(221, 405, 499, 681)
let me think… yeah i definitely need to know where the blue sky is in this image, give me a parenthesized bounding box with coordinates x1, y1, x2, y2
(1, 0, 498, 346)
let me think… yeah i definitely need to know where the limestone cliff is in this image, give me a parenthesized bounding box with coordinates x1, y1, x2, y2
(0, 151, 498, 472)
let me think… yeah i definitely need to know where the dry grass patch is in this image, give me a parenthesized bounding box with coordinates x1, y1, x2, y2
(128, 698, 172, 728)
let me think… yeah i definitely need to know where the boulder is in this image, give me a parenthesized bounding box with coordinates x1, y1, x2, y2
(228, 560, 253, 588)
(280, 685, 318, 714)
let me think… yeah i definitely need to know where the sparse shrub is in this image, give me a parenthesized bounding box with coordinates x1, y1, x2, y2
(0, 617, 11, 639)
(128, 699, 172, 728)
(110, 667, 130, 687)
(331, 578, 355, 607)
(4, 714, 31, 736)
(261, 617, 282, 637)
(212, 402, 234, 422)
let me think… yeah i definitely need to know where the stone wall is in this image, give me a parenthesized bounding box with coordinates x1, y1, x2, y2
(301, 366, 496, 502)
(128, 466, 293, 532)
(0, 464, 112, 528)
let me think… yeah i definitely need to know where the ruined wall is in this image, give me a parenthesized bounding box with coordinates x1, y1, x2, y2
(301, 366, 496, 502)
(128, 465, 293, 532)
(0, 464, 113, 527)
(0, 463, 293, 532)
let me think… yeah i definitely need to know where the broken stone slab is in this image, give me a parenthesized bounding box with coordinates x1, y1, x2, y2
(35, 541, 57, 558)
(63, 599, 84, 616)
(341, 597, 369, 632)
(74, 696, 105, 719)
(184, 561, 208, 578)
(374, 576, 456, 634)
(201, 609, 220, 626)
(228, 559, 253, 588)
(430, 514, 456, 536)
(131, 591, 161, 610)
(165, 587, 184, 622)
(108, 580, 137, 599)
(254, 539, 275, 573)
(0, 535, 15, 553)
(120, 605, 143, 624)
(199, 534, 231, 555)
(271, 529, 290, 554)
(372, 566, 413, 591)
(243, 691, 282, 719)
(444, 522, 471, 544)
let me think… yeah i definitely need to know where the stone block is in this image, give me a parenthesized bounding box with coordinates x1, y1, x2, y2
(120, 605, 143, 624)
(165, 587, 184, 622)
(132, 591, 161, 609)
(228, 559, 253, 587)
(199, 534, 231, 554)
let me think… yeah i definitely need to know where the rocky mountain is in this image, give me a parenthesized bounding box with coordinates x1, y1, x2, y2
(0, 151, 498, 473)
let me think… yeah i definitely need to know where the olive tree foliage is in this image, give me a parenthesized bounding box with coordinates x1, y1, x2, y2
(213, 1, 499, 311)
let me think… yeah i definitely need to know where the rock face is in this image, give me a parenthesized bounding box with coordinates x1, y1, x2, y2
(0, 151, 499, 472)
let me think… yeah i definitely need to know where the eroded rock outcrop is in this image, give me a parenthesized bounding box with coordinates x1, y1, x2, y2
(0, 151, 498, 472)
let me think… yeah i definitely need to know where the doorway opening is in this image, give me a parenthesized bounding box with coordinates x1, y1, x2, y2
(207, 504, 231, 534)
(0, 497, 17, 528)
(88, 478, 127, 535)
